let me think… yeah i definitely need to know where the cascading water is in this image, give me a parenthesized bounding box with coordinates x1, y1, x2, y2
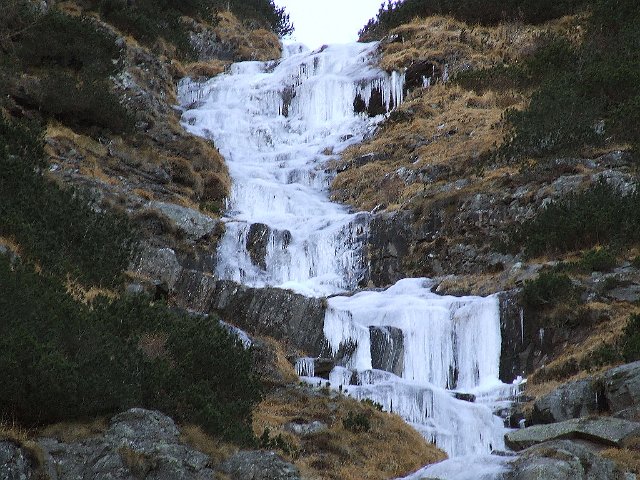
(179, 41, 519, 479)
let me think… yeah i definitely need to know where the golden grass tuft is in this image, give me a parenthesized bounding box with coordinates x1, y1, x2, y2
(601, 441, 640, 475)
(184, 60, 230, 79)
(39, 418, 108, 443)
(253, 387, 446, 480)
(214, 11, 281, 62)
(180, 424, 238, 465)
(65, 277, 118, 304)
(0, 421, 47, 475)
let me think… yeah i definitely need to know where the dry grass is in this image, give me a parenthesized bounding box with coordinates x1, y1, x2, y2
(214, 11, 281, 62)
(253, 387, 446, 480)
(65, 277, 118, 304)
(0, 421, 46, 475)
(526, 302, 639, 388)
(332, 83, 524, 211)
(601, 439, 640, 475)
(380, 15, 584, 72)
(0, 236, 22, 256)
(184, 60, 230, 78)
(180, 424, 238, 465)
(38, 418, 108, 443)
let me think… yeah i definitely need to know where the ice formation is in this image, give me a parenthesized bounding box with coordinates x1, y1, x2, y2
(179, 40, 517, 478)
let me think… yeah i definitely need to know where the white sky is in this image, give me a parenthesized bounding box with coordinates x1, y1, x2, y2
(274, 0, 384, 49)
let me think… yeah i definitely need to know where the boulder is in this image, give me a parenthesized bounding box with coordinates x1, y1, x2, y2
(208, 280, 328, 357)
(38, 408, 214, 480)
(531, 378, 605, 424)
(505, 417, 640, 451)
(218, 451, 301, 480)
(0, 441, 36, 480)
(505, 440, 623, 480)
(149, 201, 218, 241)
(603, 361, 640, 415)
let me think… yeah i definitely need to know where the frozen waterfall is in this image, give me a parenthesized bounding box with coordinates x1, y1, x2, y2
(179, 41, 518, 478)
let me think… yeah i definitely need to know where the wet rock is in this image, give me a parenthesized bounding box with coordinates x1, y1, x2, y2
(149, 201, 217, 241)
(603, 361, 640, 415)
(367, 211, 413, 287)
(208, 280, 328, 357)
(218, 451, 301, 480)
(404, 59, 444, 91)
(498, 290, 526, 383)
(0, 441, 36, 480)
(531, 378, 605, 425)
(246, 223, 271, 270)
(369, 326, 404, 376)
(505, 417, 640, 451)
(38, 408, 214, 480)
(505, 440, 623, 480)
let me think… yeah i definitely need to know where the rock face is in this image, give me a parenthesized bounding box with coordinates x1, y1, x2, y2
(505, 440, 623, 480)
(38, 408, 214, 480)
(208, 280, 328, 357)
(531, 361, 640, 425)
(604, 361, 640, 415)
(218, 451, 301, 480)
(369, 326, 404, 376)
(0, 441, 36, 480)
(532, 378, 605, 425)
(498, 290, 526, 383)
(367, 211, 413, 287)
(505, 417, 640, 451)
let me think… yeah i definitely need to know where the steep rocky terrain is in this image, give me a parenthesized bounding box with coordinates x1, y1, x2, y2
(2, 0, 640, 478)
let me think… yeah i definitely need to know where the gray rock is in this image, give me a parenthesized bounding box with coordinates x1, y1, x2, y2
(505, 440, 623, 480)
(246, 223, 271, 270)
(607, 285, 640, 302)
(505, 417, 640, 451)
(149, 201, 217, 241)
(284, 421, 327, 436)
(218, 451, 301, 480)
(604, 361, 640, 414)
(367, 211, 413, 287)
(38, 408, 214, 480)
(369, 326, 404, 376)
(531, 378, 604, 424)
(0, 441, 35, 480)
(132, 244, 182, 291)
(208, 280, 328, 357)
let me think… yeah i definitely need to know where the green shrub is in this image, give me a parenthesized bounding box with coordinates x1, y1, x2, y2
(0, 115, 137, 287)
(514, 181, 640, 257)
(500, 0, 640, 158)
(359, 0, 589, 40)
(0, 256, 261, 444)
(622, 314, 640, 362)
(17, 10, 119, 76)
(342, 411, 371, 433)
(579, 247, 617, 272)
(522, 272, 580, 310)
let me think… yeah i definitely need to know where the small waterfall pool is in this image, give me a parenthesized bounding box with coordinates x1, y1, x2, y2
(179, 41, 519, 479)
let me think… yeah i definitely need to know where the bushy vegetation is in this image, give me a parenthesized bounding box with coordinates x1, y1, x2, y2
(88, 0, 291, 58)
(502, 0, 640, 157)
(359, 0, 589, 40)
(622, 314, 640, 363)
(0, 256, 261, 444)
(0, 115, 136, 287)
(522, 272, 580, 310)
(343, 411, 371, 433)
(1, 6, 133, 133)
(514, 181, 640, 257)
